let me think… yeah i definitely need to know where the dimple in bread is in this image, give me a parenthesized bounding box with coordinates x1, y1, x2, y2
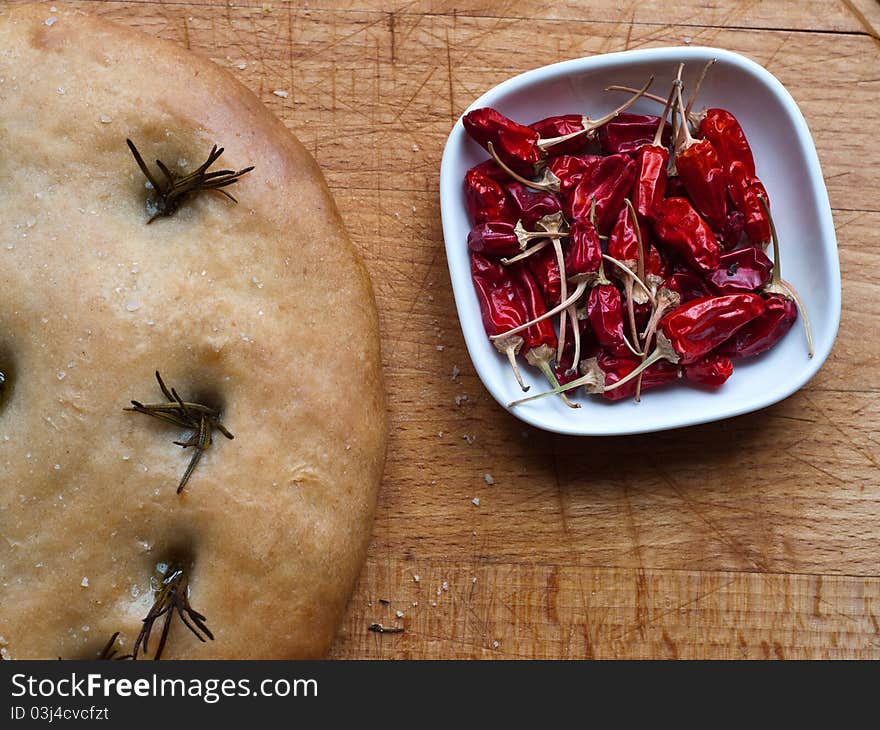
(0, 4, 387, 659)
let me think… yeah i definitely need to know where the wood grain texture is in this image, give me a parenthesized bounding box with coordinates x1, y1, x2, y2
(10, 0, 878, 659)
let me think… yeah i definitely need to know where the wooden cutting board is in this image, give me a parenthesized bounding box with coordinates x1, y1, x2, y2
(22, 0, 879, 659)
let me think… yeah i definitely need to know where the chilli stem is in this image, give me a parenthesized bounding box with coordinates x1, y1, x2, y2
(565, 304, 582, 376)
(684, 58, 716, 120)
(489, 280, 589, 341)
(486, 142, 557, 192)
(651, 68, 683, 148)
(504, 345, 529, 392)
(538, 76, 655, 150)
(501, 238, 551, 265)
(757, 194, 814, 358)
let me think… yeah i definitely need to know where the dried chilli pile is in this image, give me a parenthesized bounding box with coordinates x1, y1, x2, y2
(462, 61, 813, 408)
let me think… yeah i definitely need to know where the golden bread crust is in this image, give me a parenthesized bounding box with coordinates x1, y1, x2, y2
(0, 3, 387, 659)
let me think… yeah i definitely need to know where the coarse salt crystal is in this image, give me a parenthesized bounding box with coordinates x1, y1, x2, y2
(100, 115, 112, 124)
(472, 497, 480, 506)
(54, 464, 61, 471)
(273, 90, 289, 98)
(442, 581, 449, 591)
(45, 16, 58, 26)
(492, 640, 499, 649)
(436, 345, 445, 351)
(451, 366, 460, 380)
(395, 610, 405, 618)
(455, 394, 468, 406)
(81, 577, 89, 588)
(57, 371, 66, 381)
(484, 473, 494, 486)
(125, 300, 140, 312)
(472, 576, 477, 584)
(238, 62, 248, 70)
(413, 575, 420, 582)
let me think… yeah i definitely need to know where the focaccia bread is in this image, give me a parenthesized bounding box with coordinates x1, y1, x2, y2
(0, 3, 387, 659)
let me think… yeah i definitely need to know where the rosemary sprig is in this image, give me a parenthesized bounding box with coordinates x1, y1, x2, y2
(125, 371, 234, 493)
(98, 632, 133, 660)
(133, 564, 213, 661)
(126, 139, 254, 223)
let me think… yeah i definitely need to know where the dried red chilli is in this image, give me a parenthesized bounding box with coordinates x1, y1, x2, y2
(467, 159, 509, 182)
(665, 271, 712, 302)
(718, 294, 796, 358)
(598, 113, 672, 156)
(727, 161, 772, 246)
(706, 246, 773, 294)
(607, 200, 649, 351)
(673, 85, 728, 232)
(530, 114, 593, 156)
(633, 75, 681, 221)
(565, 218, 604, 283)
(510, 263, 579, 408)
(546, 154, 601, 196)
(596, 351, 680, 401)
(463, 108, 543, 177)
(602, 292, 766, 395)
(719, 209, 746, 249)
(463, 78, 653, 179)
(504, 182, 563, 227)
(526, 244, 562, 304)
(656, 293, 766, 364)
(682, 353, 734, 387)
(468, 219, 567, 259)
(465, 166, 515, 225)
(467, 221, 522, 257)
(695, 105, 771, 246)
(698, 108, 756, 178)
(567, 153, 638, 234)
(586, 282, 635, 358)
(608, 201, 645, 266)
(652, 196, 721, 273)
(559, 202, 608, 368)
(554, 316, 597, 386)
(470, 253, 530, 390)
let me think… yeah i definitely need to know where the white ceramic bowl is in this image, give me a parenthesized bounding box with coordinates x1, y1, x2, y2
(439, 46, 840, 435)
